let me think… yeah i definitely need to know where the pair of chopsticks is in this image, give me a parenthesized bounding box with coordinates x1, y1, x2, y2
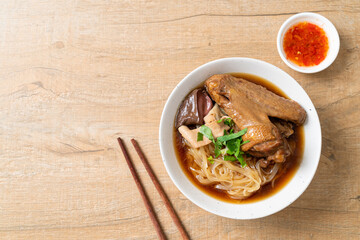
(117, 138, 190, 240)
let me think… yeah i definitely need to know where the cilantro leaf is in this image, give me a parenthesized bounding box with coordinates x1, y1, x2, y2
(226, 138, 240, 155)
(224, 118, 234, 127)
(240, 140, 250, 146)
(198, 125, 224, 158)
(217, 128, 247, 142)
(235, 146, 244, 159)
(197, 132, 203, 142)
(217, 118, 226, 123)
(214, 143, 221, 158)
(199, 124, 249, 168)
(217, 118, 234, 127)
(224, 155, 237, 161)
(199, 125, 214, 141)
(215, 139, 223, 147)
(236, 154, 247, 167)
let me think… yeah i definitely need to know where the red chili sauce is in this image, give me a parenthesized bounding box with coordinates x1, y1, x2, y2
(283, 22, 329, 67)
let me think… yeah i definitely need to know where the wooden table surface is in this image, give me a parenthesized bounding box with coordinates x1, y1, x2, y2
(0, 1, 359, 239)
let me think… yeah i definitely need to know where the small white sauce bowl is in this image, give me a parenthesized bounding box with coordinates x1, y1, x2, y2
(159, 58, 322, 219)
(277, 12, 340, 73)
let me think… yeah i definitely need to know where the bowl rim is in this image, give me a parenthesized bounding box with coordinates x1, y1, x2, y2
(276, 12, 340, 73)
(159, 57, 322, 219)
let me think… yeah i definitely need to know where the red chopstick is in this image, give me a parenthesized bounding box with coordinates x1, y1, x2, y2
(117, 137, 166, 240)
(131, 139, 190, 240)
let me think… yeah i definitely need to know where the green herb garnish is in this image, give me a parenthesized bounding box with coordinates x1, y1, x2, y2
(226, 138, 241, 155)
(217, 128, 247, 142)
(220, 128, 248, 167)
(236, 154, 246, 167)
(214, 142, 222, 158)
(198, 124, 248, 167)
(217, 118, 226, 123)
(217, 118, 235, 127)
(224, 155, 237, 161)
(240, 140, 250, 146)
(199, 125, 214, 142)
(197, 132, 203, 141)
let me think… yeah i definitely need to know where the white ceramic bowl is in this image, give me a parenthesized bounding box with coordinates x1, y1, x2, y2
(277, 12, 340, 73)
(159, 58, 322, 219)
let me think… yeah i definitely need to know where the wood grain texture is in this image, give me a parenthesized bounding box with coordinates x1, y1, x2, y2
(0, 1, 359, 239)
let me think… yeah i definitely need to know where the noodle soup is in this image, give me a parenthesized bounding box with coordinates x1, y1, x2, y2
(174, 73, 305, 203)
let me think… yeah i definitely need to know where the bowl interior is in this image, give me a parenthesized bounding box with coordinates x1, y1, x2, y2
(159, 58, 321, 219)
(277, 12, 340, 73)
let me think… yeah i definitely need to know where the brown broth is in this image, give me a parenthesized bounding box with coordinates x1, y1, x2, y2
(174, 73, 305, 204)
